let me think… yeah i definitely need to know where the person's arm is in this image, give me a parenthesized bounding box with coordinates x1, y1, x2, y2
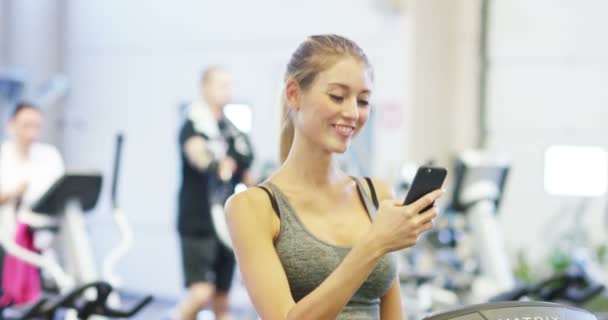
(369, 178, 404, 320)
(228, 131, 255, 185)
(226, 184, 442, 320)
(183, 136, 214, 172)
(0, 183, 27, 205)
(0, 192, 16, 204)
(184, 136, 237, 181)
(381, 278, 403, 320)
(179, 119, 216, 172)
(181, 119, 238, 179)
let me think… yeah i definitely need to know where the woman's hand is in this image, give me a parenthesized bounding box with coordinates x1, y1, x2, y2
(12, 182, 28, 200)
(368, 189, 444, 254)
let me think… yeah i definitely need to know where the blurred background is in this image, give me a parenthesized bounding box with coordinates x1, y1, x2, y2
(0, 0, 607, 319)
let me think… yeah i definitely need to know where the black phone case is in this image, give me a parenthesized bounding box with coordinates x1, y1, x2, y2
(403, 166, 447, 213)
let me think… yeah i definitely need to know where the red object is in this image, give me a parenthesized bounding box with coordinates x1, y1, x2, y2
(1, 223, 41, 306)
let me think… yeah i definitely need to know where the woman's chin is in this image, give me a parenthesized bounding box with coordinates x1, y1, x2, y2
(328, 142, 350, 154)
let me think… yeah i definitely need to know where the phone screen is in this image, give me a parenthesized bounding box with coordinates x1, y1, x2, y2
(403, 166, 447, 213)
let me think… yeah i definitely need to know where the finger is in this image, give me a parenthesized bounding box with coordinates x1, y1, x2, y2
(420, 219, 434, 232)
(415, 206, 439, 225)
(409, 189, 444, 213)
(405, 236, 418, 247)
(380, 199, 403, 208)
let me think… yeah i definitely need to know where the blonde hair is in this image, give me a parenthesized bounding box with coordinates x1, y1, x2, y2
(279, 34, 372, 163)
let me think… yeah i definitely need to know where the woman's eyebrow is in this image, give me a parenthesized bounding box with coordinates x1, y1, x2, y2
(327, 82, 370, 94)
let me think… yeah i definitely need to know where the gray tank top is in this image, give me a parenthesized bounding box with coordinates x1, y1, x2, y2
(263, 178, 397, 320)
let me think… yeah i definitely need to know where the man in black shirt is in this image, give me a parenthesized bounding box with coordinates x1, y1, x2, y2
(176, 67, 254, 320)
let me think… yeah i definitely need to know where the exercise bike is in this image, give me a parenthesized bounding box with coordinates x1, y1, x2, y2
(1, 134, 152, 319)
(3, 281, 151, 320)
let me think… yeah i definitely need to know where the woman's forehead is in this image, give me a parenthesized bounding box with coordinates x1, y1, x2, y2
(15, 108, 43, 121)
(315, 58, 372, 92)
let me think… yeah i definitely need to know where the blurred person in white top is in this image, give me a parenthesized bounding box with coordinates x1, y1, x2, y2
(0, 101, 64, 249)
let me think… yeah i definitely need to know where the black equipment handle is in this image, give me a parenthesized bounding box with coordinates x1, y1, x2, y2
(17, 281, 153, 320)
(111, 133, 124, 209)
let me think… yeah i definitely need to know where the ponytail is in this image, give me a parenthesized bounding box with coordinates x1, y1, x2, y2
(279, 93, 294, 164)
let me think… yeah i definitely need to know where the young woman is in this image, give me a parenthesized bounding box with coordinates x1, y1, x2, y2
(0, 102, 64, 306)
(225, 35, 444, 320)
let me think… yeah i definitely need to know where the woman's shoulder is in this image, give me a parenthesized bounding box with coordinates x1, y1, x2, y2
(225, 185, 280, 237)
(225, 185, 278, 219)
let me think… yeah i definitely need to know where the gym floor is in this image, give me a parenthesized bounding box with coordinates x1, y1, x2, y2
(126, 275, 258, 320)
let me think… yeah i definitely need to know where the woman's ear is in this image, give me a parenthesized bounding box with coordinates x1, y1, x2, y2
(285, 79, 300, 112)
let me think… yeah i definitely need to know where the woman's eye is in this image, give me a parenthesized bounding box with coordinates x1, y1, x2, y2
(357, 99, 369, 107)
(329, 94, 345, 103)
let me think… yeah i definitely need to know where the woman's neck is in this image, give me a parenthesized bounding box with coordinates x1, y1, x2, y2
(278, 134, 347, 190)
(200, 96, 224, 120)
(14, 141, 31, 160)
(208, 104, 223, 120)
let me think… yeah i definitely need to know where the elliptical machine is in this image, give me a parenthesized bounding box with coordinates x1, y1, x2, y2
(448, 150, 514, 303)
(423, 301, 597, 320)
(0, 173, 102, 296)
(0, 134, 152, 319)
(448, 150, 605, 308)
(1, 172, 107, 320)
(421, 151, 602, 319)
(101, 133, 137, 308)
(8, 281, 151, 320)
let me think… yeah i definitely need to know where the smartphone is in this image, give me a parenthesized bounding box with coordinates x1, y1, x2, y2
(403, 166, 448, 213)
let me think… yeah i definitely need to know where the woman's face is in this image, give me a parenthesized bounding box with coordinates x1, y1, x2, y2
(203, 69, 233, 108)
(290, 57, 372, 155)
(10, 108, 43, 148)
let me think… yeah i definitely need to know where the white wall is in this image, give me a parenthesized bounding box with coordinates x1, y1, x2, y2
(408, 0, 482, 167)
(486, 0, 608, 265)
(62, 0, 411, 297)
(0, 0, 6, 65)
(2, 0, 64, 144)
